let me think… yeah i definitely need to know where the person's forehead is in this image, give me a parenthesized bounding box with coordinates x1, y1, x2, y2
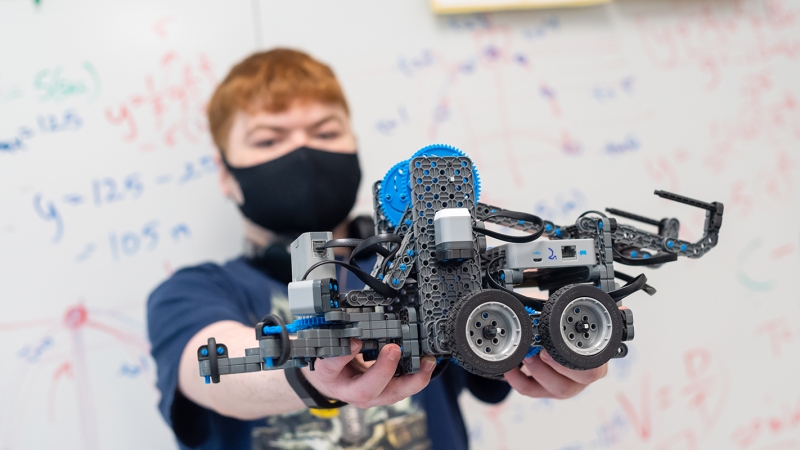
(241, 101, 347, 130)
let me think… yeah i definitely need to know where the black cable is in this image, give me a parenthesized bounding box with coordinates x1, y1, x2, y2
(352, 234, 402, 266)
(578, 210, 608, 219)
(607, 273, 649, 301)
(614, 270, 656, 296)
(612, 248, 677, 266)
(302, 260, 399, 298)
(477, 210, 545, 243)
(485, 256, 544, 311)
(320, 234, 402, 264)
(380, 244, 401, 275)
(477, 227, 542, 244)
(318, 234, 403, 275)
(319, 238, 363, 250)
(354, 235, 401, 276)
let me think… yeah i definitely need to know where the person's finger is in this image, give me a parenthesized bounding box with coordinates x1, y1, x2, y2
(539, 350, 608, 385)
(351, 353, 374, 372)
(522, 354, 586, 399)
(311, 338, 363, 381)
(358, 356, 436, 408)
(344, 344, 402, 404)
(504, 366, 551, 398)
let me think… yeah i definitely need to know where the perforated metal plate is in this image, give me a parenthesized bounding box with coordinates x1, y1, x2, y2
(410, 156, 483, 354)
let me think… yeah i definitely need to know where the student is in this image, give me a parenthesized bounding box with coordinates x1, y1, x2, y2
(148, 48, 608, 450)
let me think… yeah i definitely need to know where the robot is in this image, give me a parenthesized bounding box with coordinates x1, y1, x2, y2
(198, 144, 724, 382)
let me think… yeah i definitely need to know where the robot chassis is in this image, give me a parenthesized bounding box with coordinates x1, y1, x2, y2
(198, 145, 724, 383)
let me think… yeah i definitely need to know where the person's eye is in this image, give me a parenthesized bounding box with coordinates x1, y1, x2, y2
(254, 139, 277, 147)
(316, 132, 339, 140)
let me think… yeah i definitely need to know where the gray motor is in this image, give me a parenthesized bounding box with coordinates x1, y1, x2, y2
(433, 208, 475, 264)
(289, 232, 338, 315)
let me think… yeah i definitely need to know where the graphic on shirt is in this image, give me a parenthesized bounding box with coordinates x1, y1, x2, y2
(251, 401, 429, 450)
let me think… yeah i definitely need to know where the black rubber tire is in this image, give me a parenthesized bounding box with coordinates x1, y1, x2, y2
(540, 284, 623, 371)
(446, 289, 532, 378)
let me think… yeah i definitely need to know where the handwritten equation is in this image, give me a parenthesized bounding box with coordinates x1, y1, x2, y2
(0, 61, 100, 107)
(0, 109, 83, 153)
(105, 51, 216, 152)
(34, 62, 101, 103)
(636, 0, 800, 90)
(615, 348, 730, 449)
(32, 154, 215, 245)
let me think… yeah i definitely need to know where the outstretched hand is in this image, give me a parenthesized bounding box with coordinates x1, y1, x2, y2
(504, 350, 608, 399)
(303, 339, 437, 408)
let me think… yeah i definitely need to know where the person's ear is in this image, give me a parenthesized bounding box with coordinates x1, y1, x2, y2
(214, 151, 244, 205)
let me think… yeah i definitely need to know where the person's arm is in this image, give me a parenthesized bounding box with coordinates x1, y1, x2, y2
(178, 320, 437, 420)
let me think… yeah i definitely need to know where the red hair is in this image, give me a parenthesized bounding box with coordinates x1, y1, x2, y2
(207, 48, 349, 152)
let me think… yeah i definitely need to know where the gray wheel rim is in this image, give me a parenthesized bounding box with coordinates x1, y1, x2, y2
(559, 296, 612, 356)
(465, 301, 522, 362)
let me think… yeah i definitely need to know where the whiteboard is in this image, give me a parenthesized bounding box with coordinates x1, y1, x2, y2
(1, 0, 799, 449)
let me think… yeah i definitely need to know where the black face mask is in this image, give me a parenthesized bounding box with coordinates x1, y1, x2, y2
(222, 146, 361, 234)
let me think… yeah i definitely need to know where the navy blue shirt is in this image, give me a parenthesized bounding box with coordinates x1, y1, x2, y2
(148, 256, 511, 449)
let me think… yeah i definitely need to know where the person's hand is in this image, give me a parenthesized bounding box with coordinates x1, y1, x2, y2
(504, 350, 608, 399)
(302, 339, 436, 408)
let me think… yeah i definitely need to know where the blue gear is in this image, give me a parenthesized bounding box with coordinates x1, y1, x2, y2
(379, 144, 483, 227)
(411, 143, 467, 159)
(379, 159, 413, 227)
(262, 315, 328, 335)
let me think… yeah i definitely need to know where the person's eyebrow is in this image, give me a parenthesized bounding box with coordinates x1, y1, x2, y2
(308, 115, 342, 130)
(245, 124, 286, 140)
